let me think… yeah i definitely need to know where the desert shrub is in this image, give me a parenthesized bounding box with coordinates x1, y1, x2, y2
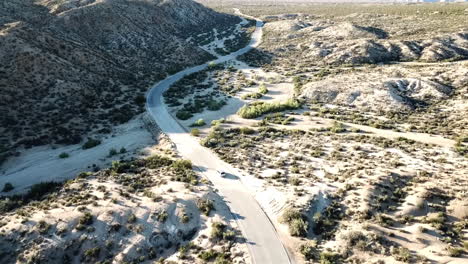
(36, 220, 50, 234)
(211, 118, 226, 127)
(119, 147, 127, 153)
(259, 83, 268, 94)
(58, 152, 69, 159)
(329, 121, 346, 133)
(197, 198, 215, 216)
(145, 155, 173, 169)
(176, 110, 193, 120)
(172, 159, 192, 171)
(82, 138, 101, 149)
(264, 112, 294, 125)
(319, 251, 341, 264)
(2, 182, 14, 192)
(237, 99, 301, 119)
(26, 182, 61, 200)
(199, 249, 218, 261)
(191, 128, 200, 136)
(447, 247, 464, 257)
(222, 230, 236, 241)
(0, 181, 61, 213)
(0, 199, 20, 213)
(108, 148, 117, 156)
(300, 240, 318, 260)
(280, 208, 308, 237)
(290, 218, 308, 237)
(241, 92, 262, 100)
(158, 210, 168, 222)
(127, 213, 137, 223)
(207, 99, 226, 111)
(79, 212, 94, 225)
(240, 127, 255, 135)
(211, 222, 226, 240)
(134, 94, 146, 105)
(393, 247, 411, 262)
(191, 119, 206, 127)
(84, 247, 100, 258)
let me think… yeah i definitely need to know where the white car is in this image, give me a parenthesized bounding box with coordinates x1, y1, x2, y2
(218, 171, 227, 177)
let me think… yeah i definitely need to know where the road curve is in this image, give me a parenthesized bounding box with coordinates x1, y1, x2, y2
(146, 12, 292, 264)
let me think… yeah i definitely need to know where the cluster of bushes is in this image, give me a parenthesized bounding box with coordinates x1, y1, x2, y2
(241, 92, 262, 100)
(82, 138, 101, 150)
(279, 208, 309, 237)
(241, 83, 268, 100)
(328, 121, 347, 133)
(0, 181, 61, 213)
(197, 198, 214, 216)
(210, 222, 236, 241)
(198, 249, 231, 263)
(237, 99, 301, 119)
(263, 113, 295, 125)
(190, 119, 206, 127)
(176, 99, 226, 120)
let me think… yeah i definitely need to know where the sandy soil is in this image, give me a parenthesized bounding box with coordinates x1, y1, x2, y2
(0, 114, 158, 194)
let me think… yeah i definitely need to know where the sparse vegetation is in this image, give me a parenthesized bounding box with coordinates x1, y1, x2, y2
(58, 152, 69, 159)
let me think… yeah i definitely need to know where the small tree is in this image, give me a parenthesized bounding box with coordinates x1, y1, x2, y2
(2, 182, 14, 192)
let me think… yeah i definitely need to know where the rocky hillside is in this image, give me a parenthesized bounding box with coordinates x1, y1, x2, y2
(0, 0, 239, 163)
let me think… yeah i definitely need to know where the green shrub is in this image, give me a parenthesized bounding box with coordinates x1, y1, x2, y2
(300, 241, 318, 260)
(290, 218, 308, 237)
(172, 159, 192, 171)
(259, 83, 268, 94)
(329, 121, 346, 133)
(280, 208, 308, 237)
(82, 138, 101, 149)
(108, 148, 118, 156)
(84, 247, 100, 258)
(240, 127, 255, 135)
(145, 155, 173, 169)
(197, 198, 214, 216)
(448, 247, 464, 257)
(211, 222, 226, 240)
(26, 182, 61, 200)
(79, 212, 94, 225)
(127, 213, 137, 223)
(393, 247, 411, 262)
(2, 182, 14, 192)
(176, 110, 193, 120)
(199, 249, 218, 261)
(36, 220, 50, 234)
(242, 92, 262, 100)
(119, 147, 127, 154)
(191, 119, 206, 127)
(58, 152, 69, 159)
(191, 128, 200, 136)
(207, 100, 226, 111)
(211, 118, 226, 127)
(158, 210, 168, 222)
(319, 251, 341, 264)
(237, 99, 301, 119)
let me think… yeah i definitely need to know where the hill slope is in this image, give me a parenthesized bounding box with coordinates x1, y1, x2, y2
(0, 0, 239, 163)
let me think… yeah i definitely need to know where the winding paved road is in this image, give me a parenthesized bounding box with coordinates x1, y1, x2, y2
(146, 11, 292, 264)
